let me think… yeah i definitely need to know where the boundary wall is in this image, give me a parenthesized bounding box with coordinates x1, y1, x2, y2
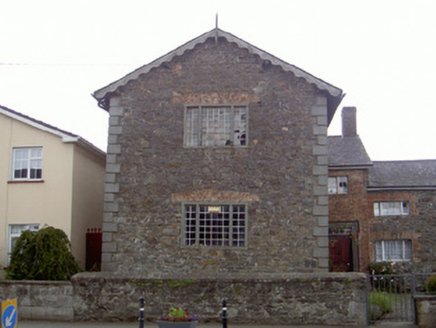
(0, 273, 367, 326)
(415, 295, 436, 328)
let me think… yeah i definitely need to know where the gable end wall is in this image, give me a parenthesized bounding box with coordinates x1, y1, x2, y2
(101, 39, 329, 275)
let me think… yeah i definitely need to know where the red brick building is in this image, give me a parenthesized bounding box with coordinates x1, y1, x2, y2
(328, 107, 436, 273)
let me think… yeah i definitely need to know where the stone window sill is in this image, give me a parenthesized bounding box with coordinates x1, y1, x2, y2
(8, 180, 45, 184)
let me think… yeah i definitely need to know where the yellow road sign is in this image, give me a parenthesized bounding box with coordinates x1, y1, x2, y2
(1, 299, 17, 328)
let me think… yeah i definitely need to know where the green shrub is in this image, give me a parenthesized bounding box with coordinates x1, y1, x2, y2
(425, 275, 436, 292)
(368, 261, 396, 275)
(6, 226, 81, 280)
(6, 230, 36, 280)
(368, 262, 407, 292)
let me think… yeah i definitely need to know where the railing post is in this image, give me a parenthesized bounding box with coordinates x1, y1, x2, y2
(139, 296, 145, 328)
(411, 273, 416, 324)
(222, 297, 228, 328)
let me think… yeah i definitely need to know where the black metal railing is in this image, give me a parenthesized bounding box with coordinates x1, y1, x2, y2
(138, 297, 229, 328)
(368, 273, 436, 323)
(368, 274, 415, 322)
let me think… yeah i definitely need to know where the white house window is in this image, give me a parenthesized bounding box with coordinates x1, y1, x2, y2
(7, 224, 39, 264)
(375, 240, 412, 262)
(373, 201, 410, 216)
(328, 176, 348, 194)
(12, 147, 43, 180)
(184, 105, 247, 147)
(183, 204, 246, 247)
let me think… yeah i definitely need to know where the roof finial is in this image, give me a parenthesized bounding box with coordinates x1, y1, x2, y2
(215, 13, 219, 43)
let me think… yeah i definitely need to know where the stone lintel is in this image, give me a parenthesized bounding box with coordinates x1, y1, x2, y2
(171, 189, 260, 203)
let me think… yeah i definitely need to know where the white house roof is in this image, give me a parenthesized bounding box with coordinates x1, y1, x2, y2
(0, 104, 105, 159)
(93, 28, 344, 122)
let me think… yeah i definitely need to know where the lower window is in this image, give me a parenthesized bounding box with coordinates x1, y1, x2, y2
(183, 204, 246, 247)
(375, 239, 412, 262)
(8, 224, 40, 264)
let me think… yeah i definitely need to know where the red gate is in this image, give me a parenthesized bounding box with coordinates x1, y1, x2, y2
(86, 228, 102, 271)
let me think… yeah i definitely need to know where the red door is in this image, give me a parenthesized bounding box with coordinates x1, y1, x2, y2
(329, 235, 353, 272)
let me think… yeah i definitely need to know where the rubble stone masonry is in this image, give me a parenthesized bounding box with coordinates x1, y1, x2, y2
(368, 190, 436, 272)
(0, 273, 368, 326)
(102, 38, 330, 275)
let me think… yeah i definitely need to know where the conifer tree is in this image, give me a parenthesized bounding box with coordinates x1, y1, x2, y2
(6, 226, 82, 280)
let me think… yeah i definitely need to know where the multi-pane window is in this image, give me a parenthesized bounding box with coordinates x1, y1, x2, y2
(184, 105, 247, 147)
(184, 204, 246, 247)
(12, 147, 43, 180)
(373, 201, 410, 216)
(8, 224, 39, 264)
(375, 240, 412, 262)
(328, 176, 348, 194)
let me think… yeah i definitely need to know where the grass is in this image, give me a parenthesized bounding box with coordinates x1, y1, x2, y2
(369, 291, 395, 320)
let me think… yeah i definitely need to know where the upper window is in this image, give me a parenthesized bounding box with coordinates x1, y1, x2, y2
(328, 176, 348, 194)
(184, 105, 247, 147)
(375, 239, 412, 262)
(12, 147, 43, 180)
(374, 201, 409, 216)
(183, 204, 247, 247)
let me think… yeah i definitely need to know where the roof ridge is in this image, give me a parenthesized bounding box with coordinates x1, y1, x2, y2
(0, 104, 78, 138)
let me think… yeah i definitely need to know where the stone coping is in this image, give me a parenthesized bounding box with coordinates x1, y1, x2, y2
(71, 271, 366, 282)
(0, 272, 367, 284)
(414, 294, 436, 300)
(0, 279, 72, 285)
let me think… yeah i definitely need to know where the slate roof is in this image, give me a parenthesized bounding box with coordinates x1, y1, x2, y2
(328, 135, 372, 168)
(93, 28, 343, 123)
(368, 160, 436, 189)
(0, 104, 105, 158)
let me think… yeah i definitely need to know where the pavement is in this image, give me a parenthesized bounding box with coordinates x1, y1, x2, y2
(18, 321, 417, 328)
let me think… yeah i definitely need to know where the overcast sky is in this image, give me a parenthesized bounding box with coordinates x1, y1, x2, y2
(1, 0, 436, 161)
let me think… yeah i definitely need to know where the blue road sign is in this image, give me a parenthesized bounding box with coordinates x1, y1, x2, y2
(1, 304, 17, 328)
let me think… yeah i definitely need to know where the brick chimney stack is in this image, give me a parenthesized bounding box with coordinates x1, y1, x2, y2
(342, 107, 357, 137)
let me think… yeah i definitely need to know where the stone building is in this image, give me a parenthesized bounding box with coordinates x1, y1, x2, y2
(93, 28, 436, 276)
(93, 28, 344, 275)
(328, 107, 436, 273)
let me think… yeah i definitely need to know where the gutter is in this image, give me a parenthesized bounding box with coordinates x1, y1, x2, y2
(367, 186, 436, 192)
(328, 164, 373, 171)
